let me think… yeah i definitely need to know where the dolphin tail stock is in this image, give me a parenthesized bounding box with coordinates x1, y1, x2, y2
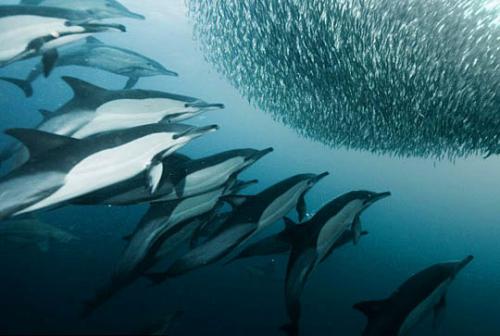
(143, 271, 169, 286)
(80, 282, 120, 318)
(280, 321, 299, 336)
(0, 77, 33, 97)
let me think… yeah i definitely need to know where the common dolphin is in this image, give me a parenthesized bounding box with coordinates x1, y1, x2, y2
(82, 178, 255, 316)
(280, 191, 391, 336)
(0, 76, 224, 167)
(0, 6, 125, 74)
(0, 217, 78, 252)
(354, 255, 474, 336)
(76, 147, 273, 205)
(0, 123, 218, 220)
(1, 36, 176, 97)
(149, 172, 329, 279)
(19, 0, 145, 20)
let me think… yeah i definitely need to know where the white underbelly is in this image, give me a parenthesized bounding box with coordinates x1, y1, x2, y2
(17, 134, 175, 213)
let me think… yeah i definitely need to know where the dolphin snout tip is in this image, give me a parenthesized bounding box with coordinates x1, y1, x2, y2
(316, 171, 330, 180)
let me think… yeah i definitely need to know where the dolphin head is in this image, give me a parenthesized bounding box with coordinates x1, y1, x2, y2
(167, 124, 219, 154)
(236, 147, 274, 171)
(356, 190, 391, 210)
(130, 57, 178, 77)
(306, 171, 330, 187)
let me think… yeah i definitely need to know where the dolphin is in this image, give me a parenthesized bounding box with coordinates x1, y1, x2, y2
(76, 147, 273, 205)
(1, 36, 176, 97)
(149, 172, 329, 279)
(0, 76, 224, 167)
(280, 190, 391, 336)
(19, 0, 145, 20)
(0, 217, 78, 252)
(0, 6, 125, 74)
(229, 228, 368, 263)
(0, 123, 218, 220)
(82, 178, 255, 316)
(353, 255, 474, 336)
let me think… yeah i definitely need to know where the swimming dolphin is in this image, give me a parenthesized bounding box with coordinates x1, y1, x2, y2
(0, 217, 78, 252)
(280, 190, 391, 336)
(0, 6, 125, 74)
(150, 172, 329, 279)
(0, 76, 224, 167)
(76, 147, 273, 205)
(1, 37, 176, 97)
(82, 178, 255, 316)
(19, 0, 145, 20)
(0, 123, 218, 220)
(229, 228, 368, 263)
(354, 255, 474, 336)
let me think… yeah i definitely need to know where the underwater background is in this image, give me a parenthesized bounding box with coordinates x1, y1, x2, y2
(0, 0, 499, 335)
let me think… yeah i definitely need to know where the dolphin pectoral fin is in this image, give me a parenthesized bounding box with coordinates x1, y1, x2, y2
(146, 160, 163, 195)
(220, 195, 250, 208)
(38, 109, 54, 121)
(42, 49, 59, 77)
(0, 77, 33, 97)
(124, 77, 139, 89)
(5, 128, 77, 159)
(352, 215, 362, 245)
(85, 36, 104, 45)
(353, 299, 389, 319)
(433, 295, 447, 329)
(283, 217, 297, 231)
(296, 194, 307, 222)
(174, 178, 186, 198)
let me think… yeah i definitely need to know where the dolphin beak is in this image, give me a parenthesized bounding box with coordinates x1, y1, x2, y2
(457, 255, 474, 273)
(311, 171, 330, 184)
(373, 191, 391, 202)
(175, 124, 219, 140)
(79, 22, 127, 32)
(124, 11, 146, 20)
(233, 179, 259, 192)
(161, 67, 179, 77)
(249, 147, 274, 162)
(185, 101, 225, 110)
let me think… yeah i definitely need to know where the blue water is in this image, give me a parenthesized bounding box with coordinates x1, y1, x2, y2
(0, 0, 499, 335)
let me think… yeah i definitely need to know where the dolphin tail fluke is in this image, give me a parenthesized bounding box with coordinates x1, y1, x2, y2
(144, 272, 168, 285)
(0, 77, 33, 97)
(280, 322, 299, 336)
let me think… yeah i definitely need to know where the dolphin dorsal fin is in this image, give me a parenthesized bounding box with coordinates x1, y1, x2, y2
(5, 128, 77, 159)
(353, 299, 388, 318)
(61, 76, 106, 99)
(85, 36, 104, 45)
